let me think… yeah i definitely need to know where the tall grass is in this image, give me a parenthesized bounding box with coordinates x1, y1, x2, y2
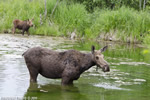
(0, 0, 44, 32)
(53, 1, 90, 36)
(89, 7, 150, 43)
(0, 0, 150, 43)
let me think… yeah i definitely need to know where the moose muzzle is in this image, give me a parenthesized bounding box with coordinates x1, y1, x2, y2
(102, 65, 110, 72)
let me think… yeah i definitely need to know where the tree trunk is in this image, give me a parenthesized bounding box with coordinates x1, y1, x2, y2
(143, 0, 146, 10)
(40, 14, 43, 25)
(44, 0, 47, 19)
(105, 0, 109, 8)
(51, 0, 59, 18)
(139, 0, 142, 10)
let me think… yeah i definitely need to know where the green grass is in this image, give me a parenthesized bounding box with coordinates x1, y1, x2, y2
(0, 0, 150, 43)
(0, 0, 44, 31)
(53, 1, 90, 36)
(89, 7, 150, 43)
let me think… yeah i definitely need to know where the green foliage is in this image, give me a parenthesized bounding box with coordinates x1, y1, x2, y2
(0, 0, 150, 43)
(0, 0, 44, 31)
(90, 7, 150, 42)
(71, 0, 150, 11)
(54, 2, 90, 36)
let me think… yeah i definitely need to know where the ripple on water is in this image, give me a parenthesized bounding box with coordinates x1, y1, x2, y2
(93, 83, 130, 90)
(111, 62, 150, 66)
(86, 66, 146, 91)
(133, 79, 146, 82)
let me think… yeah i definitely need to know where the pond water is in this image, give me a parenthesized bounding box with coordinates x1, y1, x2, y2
(0, 34, 150, 100)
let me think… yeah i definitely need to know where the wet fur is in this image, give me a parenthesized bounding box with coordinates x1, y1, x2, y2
(23, 47, 96, 85)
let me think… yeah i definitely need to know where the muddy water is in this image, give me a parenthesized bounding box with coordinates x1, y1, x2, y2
(0, 34, 150, 100)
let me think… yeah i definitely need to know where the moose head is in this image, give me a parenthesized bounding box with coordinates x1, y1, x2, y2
(91, 45, 110, 72)
(27, 18, 34, 27)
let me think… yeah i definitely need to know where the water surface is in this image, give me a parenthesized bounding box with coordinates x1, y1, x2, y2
(0, 34, 150, 100)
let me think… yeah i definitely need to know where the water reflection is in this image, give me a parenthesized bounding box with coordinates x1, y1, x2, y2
(24, 83, 88, 100)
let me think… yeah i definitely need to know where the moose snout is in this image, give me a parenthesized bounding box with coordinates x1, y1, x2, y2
(102, 65, 110, 72)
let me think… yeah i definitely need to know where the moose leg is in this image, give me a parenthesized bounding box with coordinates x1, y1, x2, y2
(26, 30, 30, 36)
(61, 66, 77, 85)
(29, 70, 38, 82)
(22, 30, 25, 35)
(26, 64, 38, 82)
(61, 77, 73, 86)
(12, 26, 16, 34)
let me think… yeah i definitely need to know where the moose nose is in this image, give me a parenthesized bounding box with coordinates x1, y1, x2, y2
(102, 65, 110, 72)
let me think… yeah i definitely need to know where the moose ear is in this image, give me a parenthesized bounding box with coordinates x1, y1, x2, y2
(100, 46, 108, 53)
(91, 45, 95, 54)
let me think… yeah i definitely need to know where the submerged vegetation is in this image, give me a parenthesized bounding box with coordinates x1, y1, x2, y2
(0, 0, 150, 43)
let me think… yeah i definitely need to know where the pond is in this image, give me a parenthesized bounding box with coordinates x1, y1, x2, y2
(0, 34, 150, 100)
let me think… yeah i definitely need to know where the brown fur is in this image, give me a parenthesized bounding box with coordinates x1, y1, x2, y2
(23, 46, 110, 85)
(12, 18, 34, 35)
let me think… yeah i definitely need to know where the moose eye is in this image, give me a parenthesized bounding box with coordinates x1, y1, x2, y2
(96, 56, 99, 60)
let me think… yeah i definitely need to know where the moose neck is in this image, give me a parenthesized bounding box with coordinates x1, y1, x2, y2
(80, 53, 96, 72)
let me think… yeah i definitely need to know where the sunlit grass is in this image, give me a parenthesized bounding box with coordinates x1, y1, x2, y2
(0, 0, 150, 43)
(90, 7, 150, 43)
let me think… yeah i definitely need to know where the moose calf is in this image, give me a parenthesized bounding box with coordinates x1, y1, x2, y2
(23, 46, 110, 85)
(12, 18, 34, 36)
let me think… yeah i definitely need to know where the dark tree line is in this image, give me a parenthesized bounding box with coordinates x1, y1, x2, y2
(67, 0, 150, 12)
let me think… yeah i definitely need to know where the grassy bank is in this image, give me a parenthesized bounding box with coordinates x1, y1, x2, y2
(90, 7, 150, 43)
(0, 0, 150, 43)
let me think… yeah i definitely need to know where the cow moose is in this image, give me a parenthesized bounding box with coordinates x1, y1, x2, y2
(23, 46, 110, 85)
(12, 18, 34, 36)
